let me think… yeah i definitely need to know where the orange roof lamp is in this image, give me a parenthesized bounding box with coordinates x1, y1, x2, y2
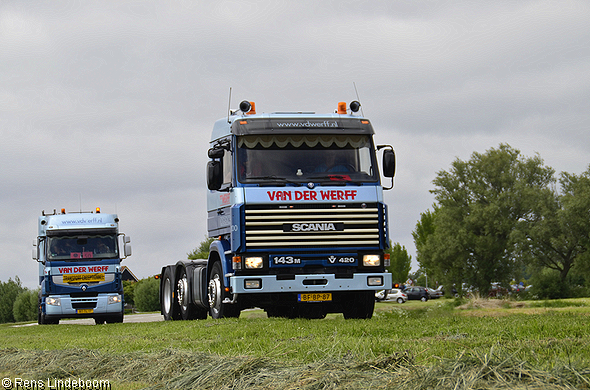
(239, 100, 256, 115)
(337, 101, 361, 115)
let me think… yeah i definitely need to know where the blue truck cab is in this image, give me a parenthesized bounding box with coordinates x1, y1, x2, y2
(33, 208, 132, 324)
(160, 100, 395, 320)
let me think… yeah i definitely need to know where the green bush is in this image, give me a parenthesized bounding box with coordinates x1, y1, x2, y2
(134, 277, 160, 312)
(530, 270, 569, 299)
(123, 280, 136, 306)
(0, 277, 25, 323)
(13, 289, 39, 322)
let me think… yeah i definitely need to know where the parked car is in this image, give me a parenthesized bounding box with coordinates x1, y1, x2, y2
(375, 290, 388, 301)
(389, 288, 407, 303)
(403, 286, 431, 301)
(426, 286, 444, 299)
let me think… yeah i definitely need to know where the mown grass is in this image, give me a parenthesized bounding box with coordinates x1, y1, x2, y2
(2, 298, 590, 389)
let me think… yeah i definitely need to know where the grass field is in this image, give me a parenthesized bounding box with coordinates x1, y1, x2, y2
(2, 298, 590, 389)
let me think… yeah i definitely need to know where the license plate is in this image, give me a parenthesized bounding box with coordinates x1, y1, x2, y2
(63, 273, 105, 283)
(298, 293, 332, 302)
(77, 309, 94, 314)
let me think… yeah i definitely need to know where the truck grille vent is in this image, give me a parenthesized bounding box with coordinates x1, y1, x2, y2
(244, 204, 382, 249)
(71, 298, 98, 309)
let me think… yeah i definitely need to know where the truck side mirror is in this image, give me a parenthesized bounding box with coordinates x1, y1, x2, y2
(207, 160, 223, 191)
(32, 240, 38, 261)
(208, 148, 225, 159)
(383, 149, 396, 178)
(124, 243, 132, 258)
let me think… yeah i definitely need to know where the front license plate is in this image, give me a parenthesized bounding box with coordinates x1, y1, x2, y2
(298, 293, 332, 302)
(77, 309, 94, 314)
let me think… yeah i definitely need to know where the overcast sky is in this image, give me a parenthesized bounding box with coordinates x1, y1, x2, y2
(2, 1, 589, 288)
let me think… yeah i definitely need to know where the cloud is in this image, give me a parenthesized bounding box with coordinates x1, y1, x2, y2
(1, 1, 590, 286)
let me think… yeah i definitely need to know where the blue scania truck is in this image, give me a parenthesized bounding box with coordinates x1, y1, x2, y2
(33, 208, 132, 324)
(160, 100, 395, 320)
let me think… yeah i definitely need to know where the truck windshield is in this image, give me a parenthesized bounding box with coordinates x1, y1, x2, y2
(47, 234, 119, 261)
(237, 134, 378, 183)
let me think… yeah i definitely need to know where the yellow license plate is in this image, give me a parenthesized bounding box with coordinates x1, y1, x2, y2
(298, 293, 332, 302)
(77, 309, 94, 314)
(63, 273, 105, 283)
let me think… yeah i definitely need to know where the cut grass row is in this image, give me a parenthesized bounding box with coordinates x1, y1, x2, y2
(2, 298, 590, 389)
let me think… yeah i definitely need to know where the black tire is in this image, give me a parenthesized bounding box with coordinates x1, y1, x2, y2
(106, 313, 124, 323)
(162, 267, 180, 320)
(177, 267, 207, 320)
(38, 292, 58, 325)
(207, 262, 240, 319)
(421, 296, 428, 302)
(343, 291, 375, 319)
(397, 297, 404, 304)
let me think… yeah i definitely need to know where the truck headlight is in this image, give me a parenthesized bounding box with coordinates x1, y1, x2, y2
(244, 279, 262, 289)
(108, 295, 122, 304)
(245, 257, 263, 269)
(362, 254, 381, 267)
(367, 276, 384, 286)
(46, 297, 61, 306)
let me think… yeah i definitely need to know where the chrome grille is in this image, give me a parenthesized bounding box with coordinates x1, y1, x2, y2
(244, 204, 381, 249)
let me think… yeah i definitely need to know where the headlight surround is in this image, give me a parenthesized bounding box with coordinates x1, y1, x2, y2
(46, 297, 61, 306)
(362, 254, 381, 267)
(108, 294, 122, 304)
(244, 257, 264, 269)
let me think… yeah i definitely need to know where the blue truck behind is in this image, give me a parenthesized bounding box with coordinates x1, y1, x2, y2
(33, 208, 132, 324)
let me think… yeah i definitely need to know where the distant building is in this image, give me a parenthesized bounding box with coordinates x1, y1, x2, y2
(120, 266, 138, 282)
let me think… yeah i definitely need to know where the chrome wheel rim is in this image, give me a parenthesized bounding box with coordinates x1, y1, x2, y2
(208, 272, 221, 315)
(177, 274, 188, 310)
(163, 278, 172, 315)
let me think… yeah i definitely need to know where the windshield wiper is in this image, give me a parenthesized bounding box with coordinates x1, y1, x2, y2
(308, 175, 362, 185)
(247, 176, 302, 186)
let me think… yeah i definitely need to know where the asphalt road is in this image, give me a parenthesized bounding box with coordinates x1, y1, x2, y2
(12, 312, 164, 327)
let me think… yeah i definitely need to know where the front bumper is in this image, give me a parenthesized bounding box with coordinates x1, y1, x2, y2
(229, 272, 391, 294)
(44, 294, 123, 318)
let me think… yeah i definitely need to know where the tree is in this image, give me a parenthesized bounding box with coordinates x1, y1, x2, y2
(188, 236, 214, 260)
(13, 288, 39, 322)
(518, 166, 590, 285)
(0, 277, 25, 323)
(426, 144, 555, 295)
(123, 280, 136, 306)
(134, 277, 160, 312)
(386, 242, 411, 284)
(412, 207, 438, 279)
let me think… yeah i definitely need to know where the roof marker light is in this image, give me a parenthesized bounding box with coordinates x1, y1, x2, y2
(337, 102, 347, 114)
(61, 208, 66, 214)
(96, 207, 101, 213)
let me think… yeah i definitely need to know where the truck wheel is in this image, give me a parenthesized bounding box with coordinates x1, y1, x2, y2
(208, 262, 240, 319)
(38, 293, 58, 325)
(106, 313, 124, 323)
(162, 267, 180, 320)
(177, 267, 207, 320)
(343, 291, 375, 319)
